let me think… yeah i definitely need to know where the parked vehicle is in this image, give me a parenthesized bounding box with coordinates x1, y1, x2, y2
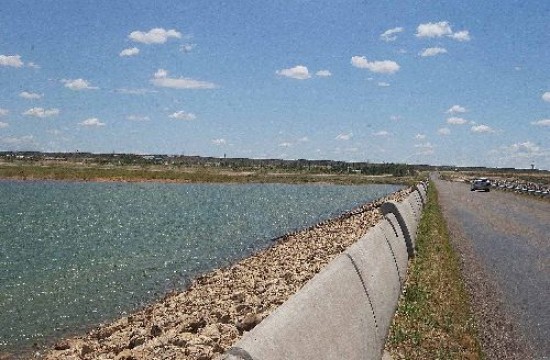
(471, 178, 491, 192)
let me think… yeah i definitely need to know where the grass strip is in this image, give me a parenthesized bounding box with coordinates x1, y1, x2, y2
(385, 183, 483, 359)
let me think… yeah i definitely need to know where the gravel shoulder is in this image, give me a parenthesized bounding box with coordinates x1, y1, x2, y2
(434, 178, 549, 359)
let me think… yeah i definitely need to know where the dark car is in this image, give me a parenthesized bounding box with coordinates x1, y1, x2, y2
(471, 178, 491, 192)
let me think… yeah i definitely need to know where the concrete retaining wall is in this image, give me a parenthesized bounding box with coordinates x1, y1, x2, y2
(221, 184, 427, 360)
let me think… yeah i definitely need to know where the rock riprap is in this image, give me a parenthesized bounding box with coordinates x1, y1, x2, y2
(39, 189, 410, 360)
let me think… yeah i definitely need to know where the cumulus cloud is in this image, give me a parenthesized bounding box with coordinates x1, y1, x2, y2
(23, 107, 60, 118)
(180, 44, 196, 53)
(378, 82, 390, 87)
(414, 143, 435, 155)
(531, 119, 550, 127)
(351, 56, 400, 74)
(0, 55, 24, 67)
(119, 47, 140, 57)
(79, 118, 105, 127)
(276, 65, 311, 80)
(335, 133, 352, 141)
(0, 108, 8, 117)
(212, 138, 227, 145)
(19, 91, 43, 100)
(446, 105, 467, 114)
(27, 62, 40, 69)
(416, 21, 470, 41)
(169, 111, 196, 120)
(447, 116, 468, 125)
(449, 30, 471, 41)
(151, 69, 218, 89)
(419, 47, 447, 57)
(380, 27, 404, 42)
(471, 124, 494, 133)
(62, 78, 99, 91)
(504, 142, 546, 160)
(129, 28, 182, 44)
(416, 21, 453, 38)
(542, 92, 550, 102)
(315, 70, 332, 77)
(126, 115, 150, 121)
(373, 130, 390, 136)
(438, 127, 451, 135)
(0, 121, 8, 128)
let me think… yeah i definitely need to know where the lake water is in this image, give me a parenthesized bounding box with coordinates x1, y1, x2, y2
(0, 180, 401, 352)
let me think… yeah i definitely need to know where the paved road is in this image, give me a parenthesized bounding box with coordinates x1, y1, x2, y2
(434, 178, 549, 359)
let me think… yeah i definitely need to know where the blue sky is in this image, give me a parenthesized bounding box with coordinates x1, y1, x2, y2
(0, 0, 549, 169)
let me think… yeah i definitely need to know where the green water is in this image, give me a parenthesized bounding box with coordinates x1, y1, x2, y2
(0, 180, 401, 352)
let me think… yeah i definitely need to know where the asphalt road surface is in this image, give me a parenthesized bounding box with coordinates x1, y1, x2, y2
(434, 178, 549, 360)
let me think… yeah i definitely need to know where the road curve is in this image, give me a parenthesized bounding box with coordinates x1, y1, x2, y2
(434, 178, 549, 360)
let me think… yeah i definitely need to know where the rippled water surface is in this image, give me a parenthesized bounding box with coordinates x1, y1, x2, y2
(0, 180, 401, 351)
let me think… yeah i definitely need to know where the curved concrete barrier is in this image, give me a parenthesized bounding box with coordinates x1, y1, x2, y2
(224, 254, 380, 360)
(380, 200, 417, 257)
(221, 185, 426, 360)
(345, 225, 401, 345)
(380, 213, 408, 285)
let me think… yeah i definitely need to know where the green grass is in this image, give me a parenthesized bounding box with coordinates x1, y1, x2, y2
(386, 183, 483, 359)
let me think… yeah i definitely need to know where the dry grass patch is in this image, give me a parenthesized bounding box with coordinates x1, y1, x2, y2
(386, 184, 483, 359)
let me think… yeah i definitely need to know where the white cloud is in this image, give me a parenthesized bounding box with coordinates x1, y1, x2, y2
(180, 44, 196, 53)
(0, 135, 34, 145)
(62, 78, 99, 91)
(351, 56, 400, 74)
(151, 69, 218, 89)
(447, 116, 468, 125)
(542, 92, 550, 102)
(419, 47, 447, 57)
(509, 141, 541, 155)
(0, 55, 24, 67)
(19, 91, 43, 100)
(446, 105, 467, 114)
(438, 127, 451, 135)
(169, 111, 196, 120)
(415, 134, 426, 140)
(114, 88, 158, 95)
(119, 47, 140, 57)
(378, 82, 390, 87)
(23, 107, 60, 118)
(212, 138, 227, 145)
(373, 130, 390, 136)
(297, 136, 310, 142)
(0, 121, 8, 128)
(471, 124, 494, 133)
(414, 142, 435, 155)
(315, 70, 332, 77)
(27, 62, 40, 69)
(449, 30, 471, 42)
(416, 21, 470, 42)
(416, 21, 453, 38)
(390, 115, 402, 121)
(79, 118, 105, 127)
(126, 115, 150, 121)
(531, 119, 550, 127)
(380, 27, 404, 42)
(129, 28, 182, 44)
(0, 108, 8, 117)
(278, 142, 293, 148)
(335, 133, 352, 141)
(276, 65, 311, 80)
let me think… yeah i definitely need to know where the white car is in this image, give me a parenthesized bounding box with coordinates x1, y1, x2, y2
(471, 178, 491, 192)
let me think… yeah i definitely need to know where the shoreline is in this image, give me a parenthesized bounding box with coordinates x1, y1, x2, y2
(15, 188, 411, 360)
